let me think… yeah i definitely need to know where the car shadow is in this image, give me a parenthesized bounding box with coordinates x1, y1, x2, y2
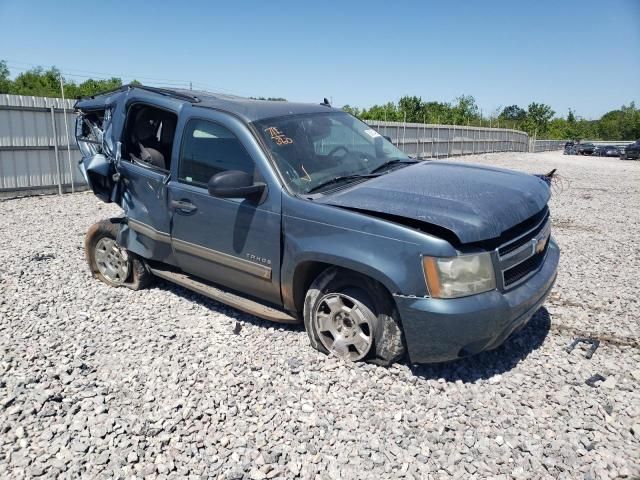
(154, 278, 305, 332)
(407, 307, 552, 382)
(154, 278, 551, 381)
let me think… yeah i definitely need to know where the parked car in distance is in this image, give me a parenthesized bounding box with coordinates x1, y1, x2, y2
(75, 85, 559, 365)
(621, 140, 640, 160)
(576, 143, 596, 155)
(594, 145, 620, 157)
(564, 142, 576, 155)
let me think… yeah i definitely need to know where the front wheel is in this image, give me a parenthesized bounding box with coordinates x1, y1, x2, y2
(85, 219, 151, 290)
(304, 268, 405, 365)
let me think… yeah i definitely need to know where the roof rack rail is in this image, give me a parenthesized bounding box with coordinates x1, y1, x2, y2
(133, 85, 201, 103)
(77, 84, 200, 103)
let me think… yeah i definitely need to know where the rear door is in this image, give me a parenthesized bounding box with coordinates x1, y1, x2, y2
(168, 111, 282, 305)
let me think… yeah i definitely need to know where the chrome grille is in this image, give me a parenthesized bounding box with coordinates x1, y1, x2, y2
(498, 210, 550, 257)
(497, 213, 551, 289)
(503, 244, 548, 286)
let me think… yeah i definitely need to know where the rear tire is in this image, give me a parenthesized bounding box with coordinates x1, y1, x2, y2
(304, 268, 405, 365)
(85, 219, 152, 290)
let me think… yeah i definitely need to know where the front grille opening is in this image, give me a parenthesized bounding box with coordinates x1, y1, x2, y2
(498, 211, 550, 257)
(467, 206, 549, 252)
(503, 243, 548, 287)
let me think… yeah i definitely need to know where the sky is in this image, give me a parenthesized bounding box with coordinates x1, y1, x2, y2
(1, 0, 638, 119)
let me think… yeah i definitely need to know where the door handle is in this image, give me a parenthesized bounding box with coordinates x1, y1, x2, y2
(171, 199, 197, 213)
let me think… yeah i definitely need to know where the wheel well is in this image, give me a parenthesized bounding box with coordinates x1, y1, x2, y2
(291, 261, 395, 315)
(292, 261, 332, 314)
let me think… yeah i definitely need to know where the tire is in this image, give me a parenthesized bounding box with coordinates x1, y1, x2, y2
(303, 267, 405, 365)
(85, 218, 152, 290)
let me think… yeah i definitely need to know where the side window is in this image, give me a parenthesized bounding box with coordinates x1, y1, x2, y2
(179, 119, 255, 186)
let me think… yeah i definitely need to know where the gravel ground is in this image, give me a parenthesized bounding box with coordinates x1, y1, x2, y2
(0, 151, 638, 479)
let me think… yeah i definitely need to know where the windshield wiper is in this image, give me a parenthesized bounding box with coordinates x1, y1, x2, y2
(369, 158, 417, 174)
(306, 173, 379, 194)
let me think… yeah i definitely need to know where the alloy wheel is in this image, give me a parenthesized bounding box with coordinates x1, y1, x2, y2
(313, 293, 374, 361)
(94, 237, 130, 284)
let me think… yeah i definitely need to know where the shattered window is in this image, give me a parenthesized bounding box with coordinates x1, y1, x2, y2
(76, 109, 108, 157)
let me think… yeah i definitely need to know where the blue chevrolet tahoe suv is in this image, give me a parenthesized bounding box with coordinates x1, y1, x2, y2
(75, 85, 559, 365)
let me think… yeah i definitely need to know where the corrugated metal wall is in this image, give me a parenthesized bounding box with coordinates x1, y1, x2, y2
(364, 120, 531, 157)
(1, 94, 567, 197)
(531, 139, 567, 153)
(0, 94, 84, 195)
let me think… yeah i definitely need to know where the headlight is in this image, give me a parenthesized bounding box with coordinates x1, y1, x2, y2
(423, 253, 496, 299)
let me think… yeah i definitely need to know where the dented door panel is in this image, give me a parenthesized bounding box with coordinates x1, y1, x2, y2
(114, 92, 182, 264)
(76, 109, 118, 202)
(117, 161, 176, 264)
(76, 89, 183, 265)
(76, 91, 130, 203)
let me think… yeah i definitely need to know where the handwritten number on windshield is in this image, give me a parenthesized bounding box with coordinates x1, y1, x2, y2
(265, 127, 293, 145)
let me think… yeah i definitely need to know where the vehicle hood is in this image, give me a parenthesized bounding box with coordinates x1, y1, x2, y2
(317, 161, 550, 244)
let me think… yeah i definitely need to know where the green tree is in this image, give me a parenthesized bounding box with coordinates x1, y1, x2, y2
(69, 77, 124, 97)
(361, 102, 401, 121)
(547, 118, 569, 139)
(10, 66, 63, 97)
(341, 104, 361, 117)
(0, 60, 11, 94)
(0, 61, 132, 98)
(499, 105, 526, 129)
(2, 60, 637, 140)
(451, 95, 479, 124)
(618, 102, 640, 140)
(398, 96, 423, 122)
(597, 109, 624, 140)
(421, 101, 451, 124)
(522, 102, 555, 136)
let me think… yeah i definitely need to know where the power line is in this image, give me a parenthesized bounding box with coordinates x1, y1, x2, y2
(4, 59, 197, 85)
(2, 60, 256, 97)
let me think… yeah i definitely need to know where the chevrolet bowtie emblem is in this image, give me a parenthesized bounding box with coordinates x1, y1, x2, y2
(534, 228, 550, 254)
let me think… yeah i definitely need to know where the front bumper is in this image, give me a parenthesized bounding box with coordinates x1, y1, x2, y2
(394, 238, 560, 364)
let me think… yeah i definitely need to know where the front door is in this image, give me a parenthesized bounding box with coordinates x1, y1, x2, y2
(168, 116, 282, 305)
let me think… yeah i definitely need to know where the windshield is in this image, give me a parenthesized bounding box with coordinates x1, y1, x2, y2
(253, 112, 410, 194)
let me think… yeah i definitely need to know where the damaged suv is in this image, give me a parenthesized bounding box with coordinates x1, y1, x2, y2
(75, 85, 559, 365)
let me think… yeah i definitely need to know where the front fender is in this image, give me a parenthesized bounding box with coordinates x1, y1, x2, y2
(280, 195, 456, 311)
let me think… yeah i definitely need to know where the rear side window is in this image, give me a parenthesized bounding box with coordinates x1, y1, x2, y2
(179, 119, 254, 186)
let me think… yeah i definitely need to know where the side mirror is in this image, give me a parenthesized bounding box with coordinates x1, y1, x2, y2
(208, 170, 266, 199)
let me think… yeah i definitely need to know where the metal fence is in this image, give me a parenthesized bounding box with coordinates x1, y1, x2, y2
(365, 120, 530, 158)
(1, 94, 569, 197)
(0, 94, 84, 197)
(530, 139, 567, 153)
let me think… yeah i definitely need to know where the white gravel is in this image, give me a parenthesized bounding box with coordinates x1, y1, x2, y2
(0, 151, 638, 479)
